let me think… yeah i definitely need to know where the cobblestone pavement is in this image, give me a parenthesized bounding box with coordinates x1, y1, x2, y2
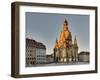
(28, 62, 89, 67)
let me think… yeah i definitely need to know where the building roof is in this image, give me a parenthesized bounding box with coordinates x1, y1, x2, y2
(79, 51, 90, 55)
(26, 38, 46, 49)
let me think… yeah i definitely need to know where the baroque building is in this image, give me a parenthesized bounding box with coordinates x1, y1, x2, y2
(26, 38, 46, 67)
(53, 19, 78, 63)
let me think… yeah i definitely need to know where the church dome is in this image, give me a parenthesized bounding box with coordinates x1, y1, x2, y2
(54, 19, 72, 48)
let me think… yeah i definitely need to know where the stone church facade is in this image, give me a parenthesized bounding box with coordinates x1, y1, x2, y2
(53, 19, 78, 63)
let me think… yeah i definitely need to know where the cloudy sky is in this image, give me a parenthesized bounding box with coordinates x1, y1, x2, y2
(26, 12, 89, 54)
